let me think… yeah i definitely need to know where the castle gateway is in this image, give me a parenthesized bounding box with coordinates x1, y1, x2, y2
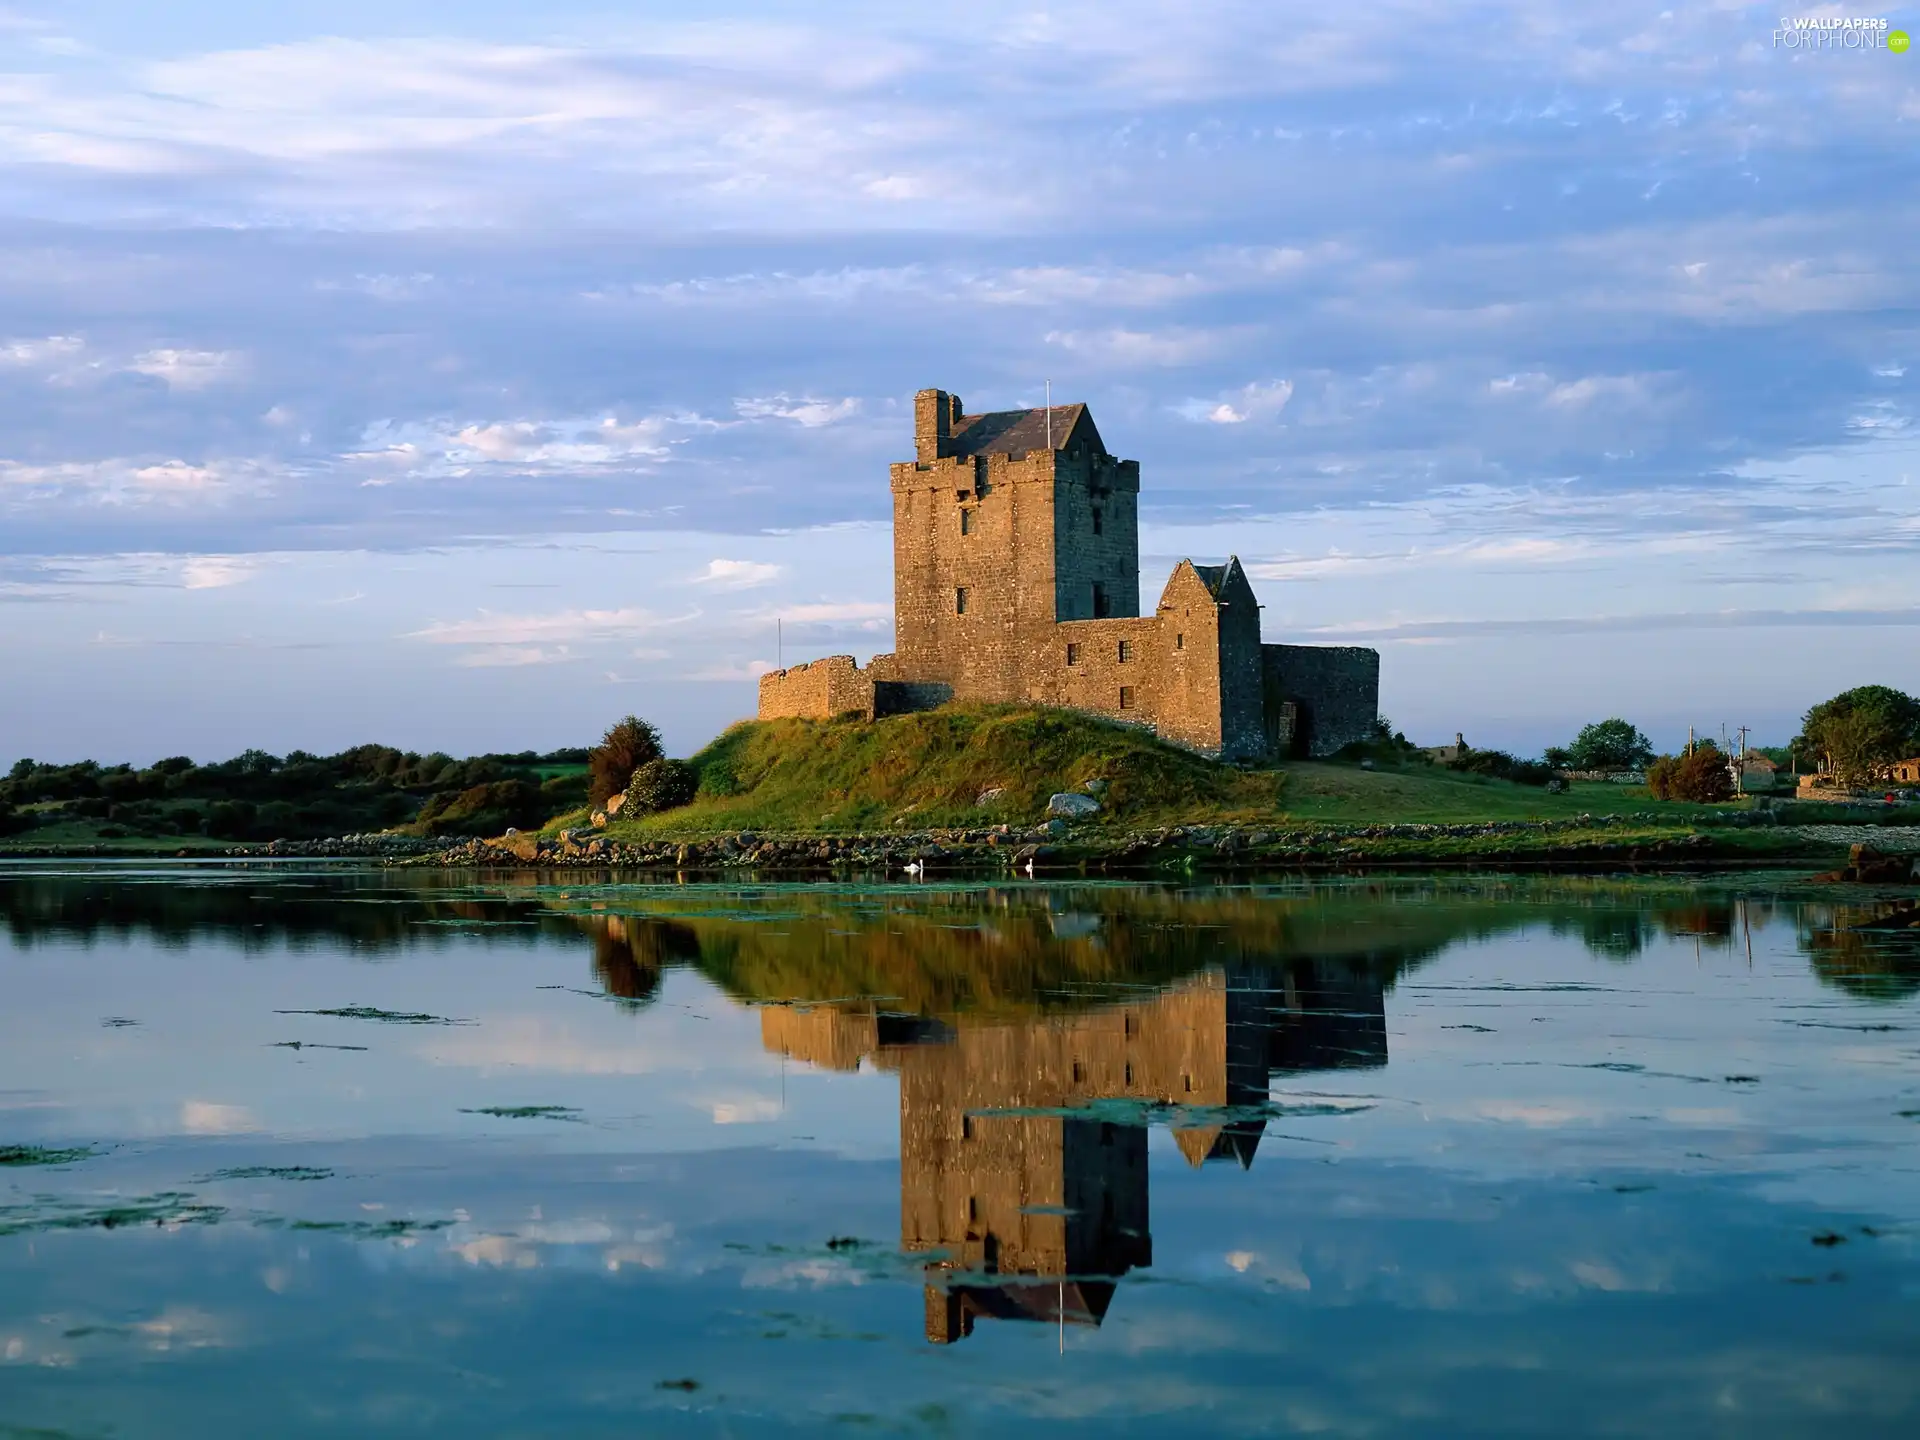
(758, 389, 1380, 760)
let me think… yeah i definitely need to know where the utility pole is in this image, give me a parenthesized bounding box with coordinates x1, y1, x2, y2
(777, 618, 782, 671)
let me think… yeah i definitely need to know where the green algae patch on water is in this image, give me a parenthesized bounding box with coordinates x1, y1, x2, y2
(279, 1217, 453, 1240)
(275, 1005, 472, 1026)
(0, 1192, 225, 1237)
(197, 1166, 335, 1183)
(0, 1145, 97, 1167)
(459, 1105, 584, 1122)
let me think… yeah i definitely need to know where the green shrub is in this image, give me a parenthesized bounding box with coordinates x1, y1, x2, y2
(1646, 747, 1734, 803)
(590, 716, 664, 806)
(1442, 748, 1553, 787)
(540, 772, 590, 807)
(624, 759, 698, 816)
(414, 780, 548, 836)
(206, 800, 257, 838)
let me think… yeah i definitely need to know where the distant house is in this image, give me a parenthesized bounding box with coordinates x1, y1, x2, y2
(1894, 757, 1920, 785)
(1739, 751, 1778, 791)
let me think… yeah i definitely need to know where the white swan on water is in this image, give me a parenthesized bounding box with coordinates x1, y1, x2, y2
(903, 860, 925, 878)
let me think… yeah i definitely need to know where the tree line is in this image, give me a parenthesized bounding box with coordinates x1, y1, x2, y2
(0, 744, 590, 842)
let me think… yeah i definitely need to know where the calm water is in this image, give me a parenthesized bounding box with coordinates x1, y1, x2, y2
(1, 865, 1917, 1437)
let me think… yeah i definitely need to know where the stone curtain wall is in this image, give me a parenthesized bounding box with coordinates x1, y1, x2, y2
(755, 655, 877, 721)
(1261, 645, 1382, 757)
(1015, 616, 1163, 732)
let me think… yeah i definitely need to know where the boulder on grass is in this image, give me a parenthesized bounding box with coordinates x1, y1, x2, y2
(1048, 792, 1101, 818)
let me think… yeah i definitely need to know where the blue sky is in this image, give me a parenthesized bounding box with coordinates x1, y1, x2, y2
(2, 1, 1918, 763)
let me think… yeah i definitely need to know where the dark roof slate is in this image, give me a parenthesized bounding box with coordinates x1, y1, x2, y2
(949, 404, 1088, 459)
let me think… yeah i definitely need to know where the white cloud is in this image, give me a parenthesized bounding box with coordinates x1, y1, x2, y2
(733, 394, 862, 427)
(408, 607, 694, 646)
(455, 645, 582, 668)
(345, 413, 693, 482)
(760, 600, 892, 627)
(692, 558, 781, 589)
(127, 348, 241, 391)
(1545, 374, 1657, 409)
(180, 556, 258, 590)
(686, 659, 775, 681)
(0, 456, 248, 500)
(0, 335, 84, 367)
(1178, 378, 1293, 424)
(1043, 327, 1226, 367)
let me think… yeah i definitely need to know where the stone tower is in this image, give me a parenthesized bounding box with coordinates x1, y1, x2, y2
(889, 388, 1141, 700)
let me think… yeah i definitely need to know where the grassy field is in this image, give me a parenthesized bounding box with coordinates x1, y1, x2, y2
(1272, 763, 1720, 825)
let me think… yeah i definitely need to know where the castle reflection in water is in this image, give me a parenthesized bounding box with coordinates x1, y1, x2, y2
(761, 961, 1388, 1344)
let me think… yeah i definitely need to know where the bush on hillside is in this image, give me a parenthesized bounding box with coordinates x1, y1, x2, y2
(414, 779, 548, 836)
(590, 716, 664, 806)
(624, 758, 698, 816)
(1441, 748, 1554, 787)
(1646, 746, 1734, 803)
(1335, 716, 1429, 765)
(540, 771, 590, 807)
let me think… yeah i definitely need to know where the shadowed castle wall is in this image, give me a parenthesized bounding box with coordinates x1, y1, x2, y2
(1262, 645, 1383, 758)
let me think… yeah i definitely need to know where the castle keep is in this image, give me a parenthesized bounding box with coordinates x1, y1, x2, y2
(758, 388, 1380, 759)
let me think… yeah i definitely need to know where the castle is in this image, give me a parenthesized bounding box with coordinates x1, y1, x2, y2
(762, 960, 1388, 1344)
(757, 388, 1380, 758)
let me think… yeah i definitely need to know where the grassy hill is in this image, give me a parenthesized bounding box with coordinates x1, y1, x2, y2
(592, 704, 1739, 839)
(599, 705, 1282, 837)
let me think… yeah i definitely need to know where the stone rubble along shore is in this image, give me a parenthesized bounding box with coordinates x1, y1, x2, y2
(227, 833, 447, 858)
(382, 812, 1763, 873)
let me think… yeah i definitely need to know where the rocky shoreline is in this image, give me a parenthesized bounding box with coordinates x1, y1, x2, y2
(9, 814, 1913, 872)
(384, 814, 1748, 874)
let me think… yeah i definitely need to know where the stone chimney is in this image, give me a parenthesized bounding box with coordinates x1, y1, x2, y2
(914, 388, 957, 462)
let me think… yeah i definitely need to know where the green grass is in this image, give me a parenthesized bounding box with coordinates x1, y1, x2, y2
(588, 705, 1785, 841)
(1271, 763, 1729, 826)
(606, 706, 1284, 838)
(0, 818, 226, 852)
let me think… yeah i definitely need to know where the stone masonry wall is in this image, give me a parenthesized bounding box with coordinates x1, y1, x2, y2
(1261, 644, 1381, 757)
(756, 655, 876, 721)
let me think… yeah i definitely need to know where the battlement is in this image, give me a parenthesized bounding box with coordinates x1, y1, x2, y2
(757, 655, 876, 721)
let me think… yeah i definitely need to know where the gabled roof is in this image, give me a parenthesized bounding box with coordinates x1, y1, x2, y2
(1173, 1123, 1262, 1169)
(1190, 563, 1228, 598)
(949, 404, 1095, 459)
(1185, 556, 1248, 600)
